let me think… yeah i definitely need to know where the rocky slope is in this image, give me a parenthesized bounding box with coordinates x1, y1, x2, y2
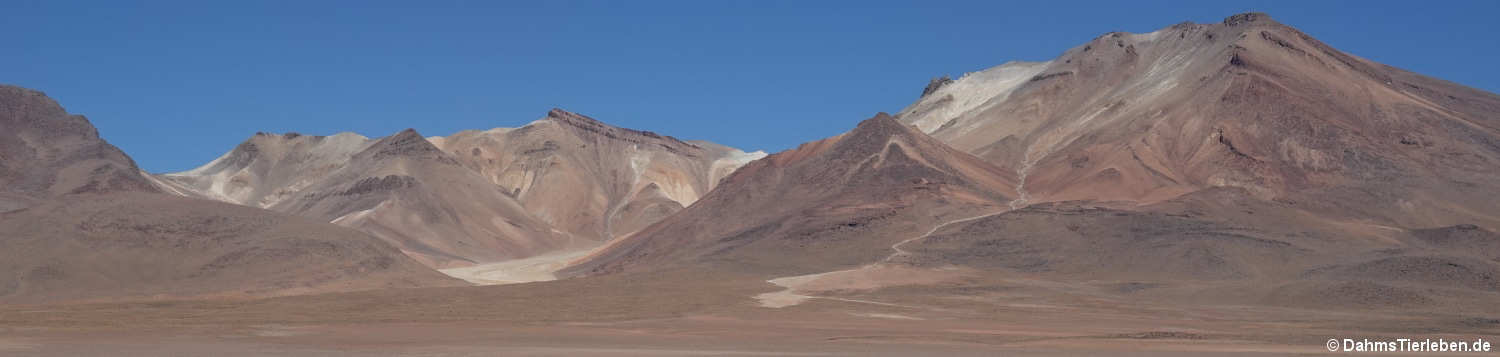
(0, 85, 157, 208)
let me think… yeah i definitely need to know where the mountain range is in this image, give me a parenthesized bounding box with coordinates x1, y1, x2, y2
(1, 12, 1498, 355)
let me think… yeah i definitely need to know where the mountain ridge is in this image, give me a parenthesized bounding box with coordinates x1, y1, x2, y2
(0, 85, 159, 200)
(157, 107, 765, 268)
(564, 112, 1016, 276)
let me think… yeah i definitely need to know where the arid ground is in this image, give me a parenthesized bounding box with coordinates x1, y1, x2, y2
(4, 268, 1497, 356)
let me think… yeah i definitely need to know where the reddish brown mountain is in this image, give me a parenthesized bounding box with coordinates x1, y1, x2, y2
(875, 13, 1500, 311)
(899, 13, 1500, 229)
(567, 13, 1500, 313)
(428, 108, 765, 242)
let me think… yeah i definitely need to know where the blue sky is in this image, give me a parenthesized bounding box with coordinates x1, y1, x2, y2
(5, 1, 1498, 173)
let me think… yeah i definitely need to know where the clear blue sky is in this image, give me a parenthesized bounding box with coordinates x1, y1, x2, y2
(5, 1, 1498, 173)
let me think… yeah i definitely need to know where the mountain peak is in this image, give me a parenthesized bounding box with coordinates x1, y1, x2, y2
(249, 131, 320, 143)
(921, 76, 954, 97)
(199, 131, 372, 173)
(542, 108, 701, 154)
(546, 107, 597, 123)
(391, 128, 423, 139)
(0, 85, 156, 197)
(1222, 12, 1273, 26)
(356, 128, 455, 164)
(1, 85, 100, 140)
(847, 112, 919, 140)
(859, 112, 901, 126)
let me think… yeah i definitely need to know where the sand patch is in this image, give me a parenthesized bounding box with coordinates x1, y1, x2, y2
(852, 312, 923, 320)
(0, 337, 37, 351)
(756, 265, 971, 308)
(248, 324, 315, 337)
(440, 249, 594, 285)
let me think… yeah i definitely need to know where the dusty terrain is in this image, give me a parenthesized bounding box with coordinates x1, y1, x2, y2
(2, 268, 1496, 356)
(0, 192, 465, 303)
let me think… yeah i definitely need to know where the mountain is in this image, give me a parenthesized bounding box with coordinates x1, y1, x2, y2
(564, 113, 1016, 276)
(0, 85, 461, 303)
(0, 85, 157, 210)
(898, 13, 1500, 229)
(149, 131, 374, 206)
(427, 108, 766, 241)
(159, 108, 763, 268)
(566, 13, 1500, 313)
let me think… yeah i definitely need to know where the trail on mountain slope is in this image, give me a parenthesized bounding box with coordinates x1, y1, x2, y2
(1008, 149, 1039, 210)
